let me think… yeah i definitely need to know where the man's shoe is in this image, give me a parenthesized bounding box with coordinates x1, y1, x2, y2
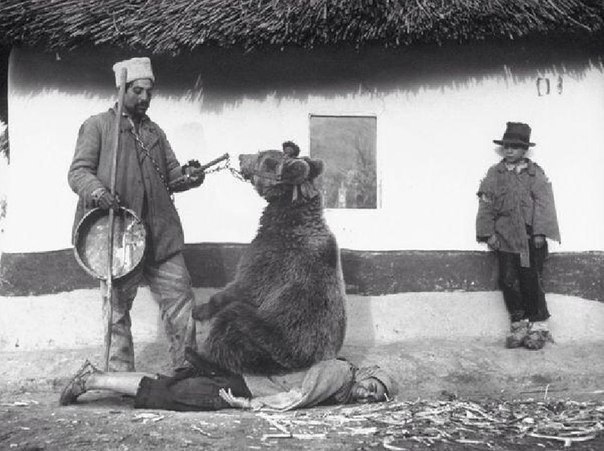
(59, 360, 100, 406)
(524, 322, 554, 350)
(506, 319, 529, 348)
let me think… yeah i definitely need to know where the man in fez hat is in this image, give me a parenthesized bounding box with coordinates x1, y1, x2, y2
(68, 57, 207, 372)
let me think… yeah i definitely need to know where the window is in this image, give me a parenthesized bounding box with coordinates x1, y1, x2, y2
(309, 115, 377, 209)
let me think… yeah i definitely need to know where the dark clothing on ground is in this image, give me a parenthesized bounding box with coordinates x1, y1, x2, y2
(135, 368, 252, 411)
(131, 359, 361, 412)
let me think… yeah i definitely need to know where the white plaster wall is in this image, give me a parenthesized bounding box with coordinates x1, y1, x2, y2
(4, 51, 604, 253)
(2, 289, 603, 351)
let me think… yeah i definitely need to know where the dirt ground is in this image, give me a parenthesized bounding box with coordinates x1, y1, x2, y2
(2, 387, 603, 451)
(2, 337, 604, 450)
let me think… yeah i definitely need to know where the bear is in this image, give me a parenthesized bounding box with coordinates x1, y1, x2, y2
(191, 142, 347, 375)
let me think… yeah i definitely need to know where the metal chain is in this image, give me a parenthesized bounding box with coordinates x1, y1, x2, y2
(229, 166, 248, 181)
(209, 156, 280, 182)
(201, 156, 248, 182)
(127, 118, 172, 196)
(128, 118, 248, 191)
(208, 158, 296, 183)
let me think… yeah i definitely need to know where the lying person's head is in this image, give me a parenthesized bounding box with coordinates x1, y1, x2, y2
(349, 365, 397, 404)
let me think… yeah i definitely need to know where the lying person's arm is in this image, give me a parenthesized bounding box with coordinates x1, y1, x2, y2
(219, 387, 304, 411)
(219, 359, 354, 411)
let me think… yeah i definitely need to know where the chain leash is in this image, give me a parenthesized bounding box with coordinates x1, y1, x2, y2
(210, 157, 248, 182)
(127, 118, 173, 196)
(189, 151, 248, 182)
(127, 118, 248, 197)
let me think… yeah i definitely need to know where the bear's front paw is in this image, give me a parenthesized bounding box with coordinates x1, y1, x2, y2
(192, 301, 216, 321)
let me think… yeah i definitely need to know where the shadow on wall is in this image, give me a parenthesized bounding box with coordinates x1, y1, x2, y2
(0, 45, 8, 123)
(183, 243, 243, 288)
(9, 37, 604, 113)
(0, 125, 7, 245)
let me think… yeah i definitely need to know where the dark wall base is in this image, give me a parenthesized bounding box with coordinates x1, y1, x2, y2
(1, 245, 602, 301)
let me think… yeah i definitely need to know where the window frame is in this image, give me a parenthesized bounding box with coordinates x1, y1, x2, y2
(308, 113, 380, 210)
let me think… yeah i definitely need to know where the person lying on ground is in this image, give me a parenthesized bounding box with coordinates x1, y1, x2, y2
(59, 357, 397, 411)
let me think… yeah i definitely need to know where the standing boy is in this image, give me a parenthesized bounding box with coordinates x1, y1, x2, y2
(476, 122, 560, 350)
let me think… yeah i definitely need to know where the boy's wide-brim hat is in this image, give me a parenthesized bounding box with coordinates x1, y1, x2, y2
(493, 122, 535, 147)
(112, 57, 155, 88)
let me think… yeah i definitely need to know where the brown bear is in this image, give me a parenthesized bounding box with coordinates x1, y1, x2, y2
(191, 142, 347, 375)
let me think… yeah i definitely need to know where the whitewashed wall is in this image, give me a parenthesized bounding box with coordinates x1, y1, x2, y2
(5, 48, 604, 253)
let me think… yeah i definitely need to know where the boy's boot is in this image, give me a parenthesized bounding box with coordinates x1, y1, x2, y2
(506, 319, 529, 348)
(524, 321, 554, 350)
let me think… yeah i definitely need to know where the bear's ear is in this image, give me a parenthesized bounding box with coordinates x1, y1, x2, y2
(282, 141, 300, 158)
(301, 157, 324, 180)
(282, 159, 310, 184)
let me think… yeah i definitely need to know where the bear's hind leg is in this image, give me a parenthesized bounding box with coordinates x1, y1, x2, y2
(201, 302, 290, 375)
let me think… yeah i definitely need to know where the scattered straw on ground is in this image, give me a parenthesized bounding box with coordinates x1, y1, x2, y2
(256, 398, 604, 448)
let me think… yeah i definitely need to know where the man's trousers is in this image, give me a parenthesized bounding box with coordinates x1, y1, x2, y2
(101, 252, 196, 371)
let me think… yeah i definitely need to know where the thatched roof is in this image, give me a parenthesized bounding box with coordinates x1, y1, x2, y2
(1, 0, 603, 54)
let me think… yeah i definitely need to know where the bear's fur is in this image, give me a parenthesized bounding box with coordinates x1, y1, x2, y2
(192, 145, 347, 375)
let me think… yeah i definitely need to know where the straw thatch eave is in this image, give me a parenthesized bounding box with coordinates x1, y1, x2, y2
(0, 0, 603, 54)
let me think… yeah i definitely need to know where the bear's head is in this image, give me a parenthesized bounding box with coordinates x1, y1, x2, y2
(239, 142, 324, 202)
